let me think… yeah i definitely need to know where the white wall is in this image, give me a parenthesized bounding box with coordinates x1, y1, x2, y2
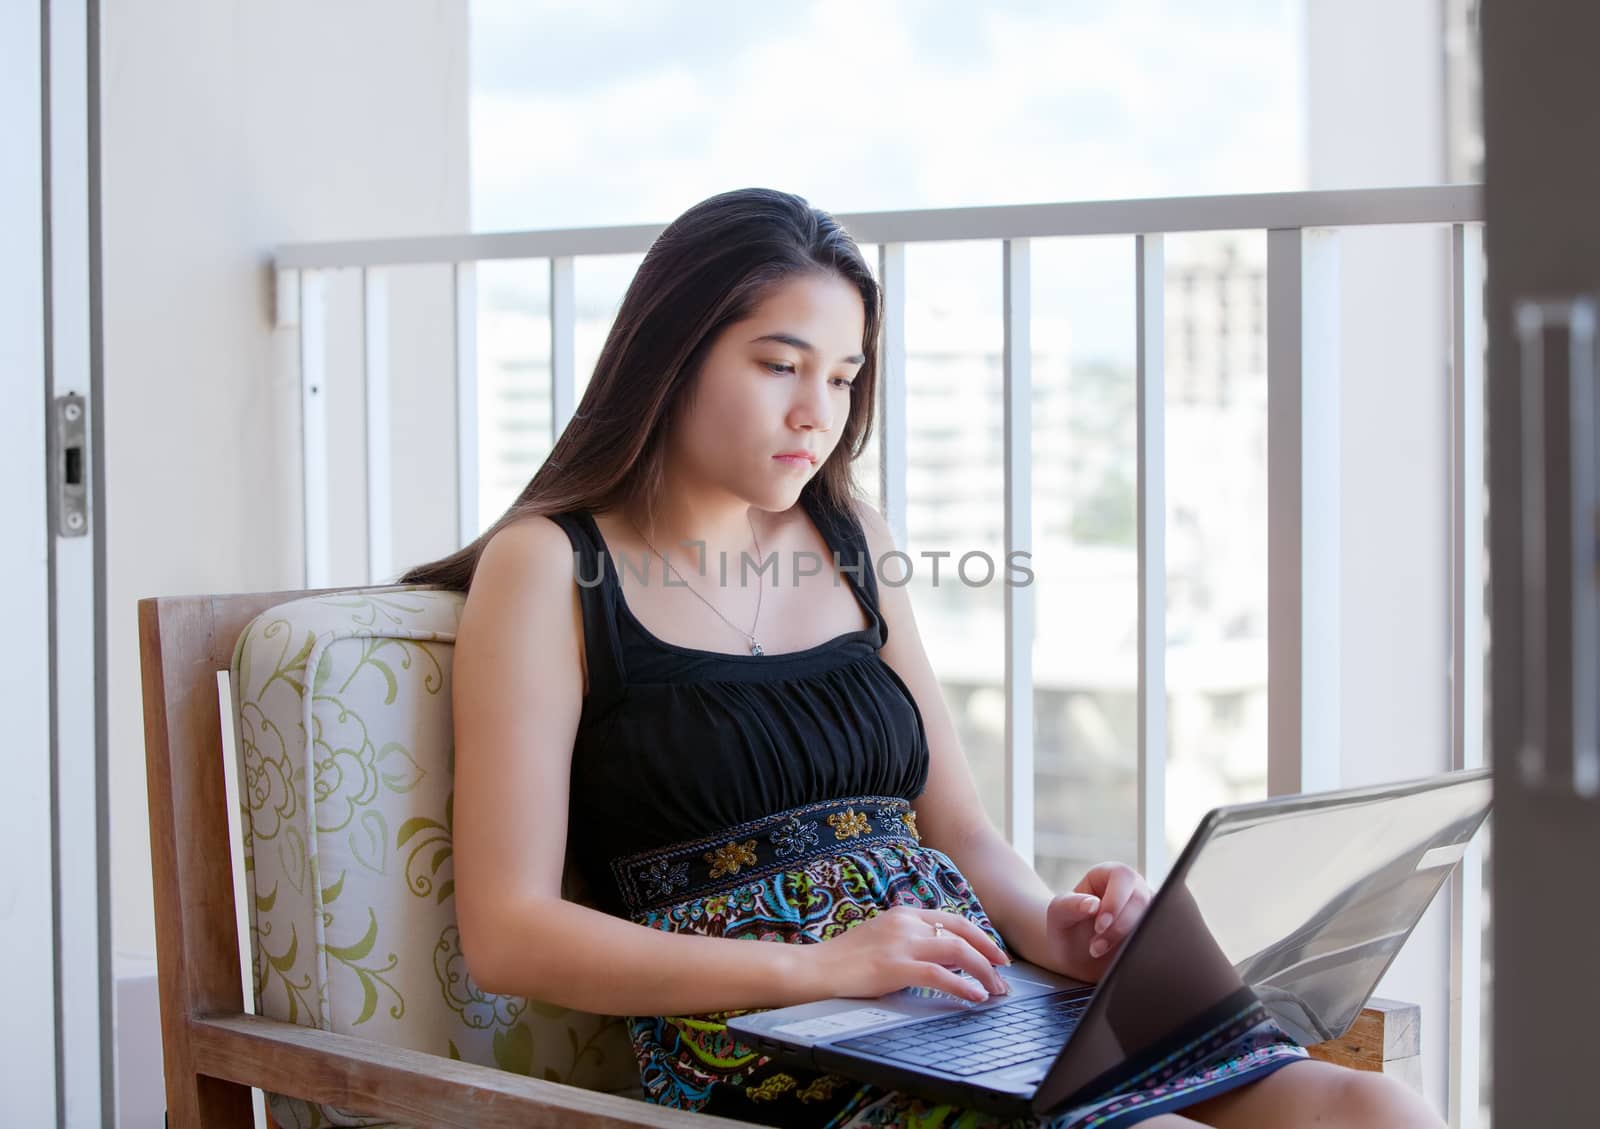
(102, 0, 468, 1120)
(1305, 0, 1455, 1116)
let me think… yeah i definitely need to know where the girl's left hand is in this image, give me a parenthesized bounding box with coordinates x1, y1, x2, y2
(1040, 862, 1154, 982)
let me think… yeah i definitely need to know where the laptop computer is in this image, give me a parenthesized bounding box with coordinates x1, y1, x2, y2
(727, 767, 1492, 1119)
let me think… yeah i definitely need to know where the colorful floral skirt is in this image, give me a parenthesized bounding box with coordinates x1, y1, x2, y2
(610, 796, 1308, 1128)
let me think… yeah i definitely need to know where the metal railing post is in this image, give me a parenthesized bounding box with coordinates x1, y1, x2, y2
(1002, 238, 1034, 863)
(1136, 234, 1168, 883)
(1266, 227, 1342, 797)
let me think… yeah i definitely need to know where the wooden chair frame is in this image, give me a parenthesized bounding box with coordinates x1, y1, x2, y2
(139, 587, 1416, 1128)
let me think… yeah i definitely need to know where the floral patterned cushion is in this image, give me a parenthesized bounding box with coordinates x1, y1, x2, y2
(230, 586, 640, 1129)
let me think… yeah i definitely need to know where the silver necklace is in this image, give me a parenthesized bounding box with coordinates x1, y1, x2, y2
(628, 511, 766, 655)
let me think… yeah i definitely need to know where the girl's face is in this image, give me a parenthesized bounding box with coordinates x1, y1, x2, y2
(669, 270, 866, 510)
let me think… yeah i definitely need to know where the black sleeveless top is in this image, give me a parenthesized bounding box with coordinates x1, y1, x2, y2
(547, 488, 931, 917)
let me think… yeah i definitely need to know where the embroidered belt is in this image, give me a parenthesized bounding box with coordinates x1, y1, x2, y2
(608, 794, 922, 915)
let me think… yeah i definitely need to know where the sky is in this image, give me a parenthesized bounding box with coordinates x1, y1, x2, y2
(468, 0, 1306, 231)
(467, 1, 1305, 365)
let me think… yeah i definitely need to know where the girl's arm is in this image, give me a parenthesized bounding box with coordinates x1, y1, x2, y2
(463, 890, 821, 1015)
(851, 501, 1148, 983)
(921, 821, 1058, 965)
(453, 518, 812, 1014)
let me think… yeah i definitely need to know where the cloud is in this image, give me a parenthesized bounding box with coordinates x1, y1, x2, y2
(469, 0, 1304, 231)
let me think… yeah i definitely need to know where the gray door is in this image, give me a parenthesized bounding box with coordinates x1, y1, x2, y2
(1482, 3, 1600, 1125)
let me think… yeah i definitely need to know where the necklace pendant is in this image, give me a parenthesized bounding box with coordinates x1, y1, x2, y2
(749, 640, 764, 656)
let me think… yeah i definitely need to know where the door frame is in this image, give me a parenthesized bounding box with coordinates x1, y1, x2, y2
(1, 0, 111, 1124)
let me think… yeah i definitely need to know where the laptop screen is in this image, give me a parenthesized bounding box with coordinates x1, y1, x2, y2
(1033, 769, 1491, 1114)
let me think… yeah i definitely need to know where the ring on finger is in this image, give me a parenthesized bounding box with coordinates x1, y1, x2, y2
(931, 921, 947, 938)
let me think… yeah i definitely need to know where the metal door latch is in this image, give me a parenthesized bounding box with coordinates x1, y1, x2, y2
(52, 393, 89, 537)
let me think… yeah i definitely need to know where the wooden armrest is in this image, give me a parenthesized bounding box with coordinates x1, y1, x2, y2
(190, 1013, 746, 1128)
(1305, 998, 1422, 1089)
(202, 999, 1421, 1129)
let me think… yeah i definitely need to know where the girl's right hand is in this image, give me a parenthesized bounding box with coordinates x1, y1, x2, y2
(801, 905, 1012, 1003)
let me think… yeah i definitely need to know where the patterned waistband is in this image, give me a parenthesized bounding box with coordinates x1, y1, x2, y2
(608, 794, 922, 916)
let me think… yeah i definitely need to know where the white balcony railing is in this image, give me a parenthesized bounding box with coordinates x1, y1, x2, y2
(275, 184, 1487, 1122)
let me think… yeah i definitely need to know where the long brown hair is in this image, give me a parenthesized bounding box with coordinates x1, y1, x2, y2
(398, 187, 881, 592)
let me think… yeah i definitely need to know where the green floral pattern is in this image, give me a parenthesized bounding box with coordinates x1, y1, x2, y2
(230, 586, 638, 1129)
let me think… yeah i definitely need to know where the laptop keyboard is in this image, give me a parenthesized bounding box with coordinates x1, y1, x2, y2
(835, 988, 1094, 1077)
